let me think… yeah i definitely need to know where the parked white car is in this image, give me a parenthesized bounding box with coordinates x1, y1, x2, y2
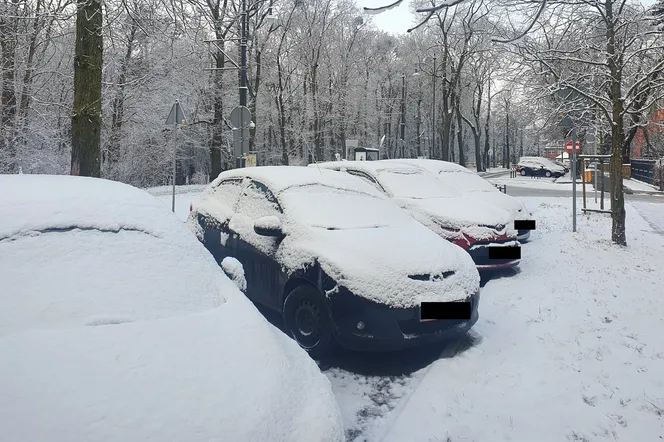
(0, 175, 344, 442)
(311, 161, 520, 270)
(386, 159, 533, 241)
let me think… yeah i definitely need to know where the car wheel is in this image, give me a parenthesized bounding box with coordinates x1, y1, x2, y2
(545, 170, 552, 177)
(520, 169, 527, 176)
(283, 284, 335, 359)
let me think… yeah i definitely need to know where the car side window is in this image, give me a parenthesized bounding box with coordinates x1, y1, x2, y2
(212, 178, 244, 211)
(236, 180, 282, 220)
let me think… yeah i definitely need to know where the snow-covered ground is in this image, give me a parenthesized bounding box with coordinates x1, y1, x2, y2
(146, 183, 664, 442)
(146, 185, 203, 221)
(331, 198, 664, 441)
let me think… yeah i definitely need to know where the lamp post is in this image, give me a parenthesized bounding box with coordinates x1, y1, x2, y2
(400, 73, 406, 158)
(431, 55, 436, 159)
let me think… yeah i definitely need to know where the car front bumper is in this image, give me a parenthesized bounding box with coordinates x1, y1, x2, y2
(516, 230, 531, 241)
(466, 238, 520, 270)
(327, 289, 480, 352)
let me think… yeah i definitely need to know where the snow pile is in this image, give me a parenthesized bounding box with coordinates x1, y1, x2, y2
(380, 198, 664, 442)
(221, 257, 247, 292)
(0, 175, 344, 442)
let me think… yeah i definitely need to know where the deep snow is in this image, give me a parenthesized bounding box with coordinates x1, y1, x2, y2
(0, 175, 344, 442)
(331, 197, 664, 442)
(151, 183, 664, 442)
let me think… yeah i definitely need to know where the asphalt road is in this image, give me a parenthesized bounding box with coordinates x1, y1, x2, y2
(488, 171, 664, 203)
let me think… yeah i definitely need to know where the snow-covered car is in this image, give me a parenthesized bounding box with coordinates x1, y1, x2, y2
(516, 157, 566, 178)
(311, 161, 520, 270)
(188, 166, 480, 357)
(0, 174, 343, 442)
(385, 159, 533, 241)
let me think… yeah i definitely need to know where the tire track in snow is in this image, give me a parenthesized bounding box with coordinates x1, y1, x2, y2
(322, 333, 479, 441)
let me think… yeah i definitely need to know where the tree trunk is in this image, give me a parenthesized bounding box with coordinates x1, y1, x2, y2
(0, 3, 18, 173)
(210, 49, 225, 179)
(455, 102, 464, 166)
(71, 0, 103, 177)
(606, 0, 626, 246)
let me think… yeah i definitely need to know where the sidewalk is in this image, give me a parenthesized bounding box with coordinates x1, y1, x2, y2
(379, 198, 664, 442)
(623, 178, 663, 195)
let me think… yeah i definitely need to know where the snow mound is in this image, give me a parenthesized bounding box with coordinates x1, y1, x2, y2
(221, 257, 247, 292)
(382, 197, 664, 442)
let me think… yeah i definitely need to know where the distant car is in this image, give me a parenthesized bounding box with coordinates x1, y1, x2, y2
(311, 161, 520, 270)
(386, 159, 533, 242)
(516, 157, 566, 178)
(0, 175, 343, 442)
(552, 160, 570, 172)
(189, 166, 481, 357)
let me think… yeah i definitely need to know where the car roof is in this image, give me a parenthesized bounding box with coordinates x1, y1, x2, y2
(0, 174, 176, 240)
(215, 165, 385, 197)
(384, 158, 473, 174)
(0, 174, 229, 336)
(312, 160, 424, 176)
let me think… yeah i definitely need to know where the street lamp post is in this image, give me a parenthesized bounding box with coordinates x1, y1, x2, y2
(432, 56, 436, 159)
(400, 73, 406, 158)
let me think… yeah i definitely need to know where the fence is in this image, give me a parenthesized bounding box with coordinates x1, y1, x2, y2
(631, 159, 656, 185)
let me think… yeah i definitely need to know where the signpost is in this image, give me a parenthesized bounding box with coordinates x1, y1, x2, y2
(165, 100, 187, 213)
(559, 115, 577, 232)
(230, 105, 252, 168)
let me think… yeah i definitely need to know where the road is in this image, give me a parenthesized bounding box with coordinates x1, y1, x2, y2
(488, 171, 664, 203)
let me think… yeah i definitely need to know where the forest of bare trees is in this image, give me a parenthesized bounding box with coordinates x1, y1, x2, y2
(1, 0, 663, 205)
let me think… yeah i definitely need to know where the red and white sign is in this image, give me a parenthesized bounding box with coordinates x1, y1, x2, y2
(565, 141, 580, 153)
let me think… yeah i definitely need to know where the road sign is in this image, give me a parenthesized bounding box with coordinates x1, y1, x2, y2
(166, 100, 187, 125)
(230, 106, 252, 130)
(566, 141, 581, 153)
(245, 154, 257, 167)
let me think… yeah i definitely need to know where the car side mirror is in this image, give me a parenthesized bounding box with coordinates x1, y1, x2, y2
(254, 215, 283, 237)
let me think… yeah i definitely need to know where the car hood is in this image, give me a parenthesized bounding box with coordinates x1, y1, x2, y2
(462, 192, 532, 220)
(396, 196, 516, 241)
(0, 297, 344, 442)
(278, 220, 480, 309)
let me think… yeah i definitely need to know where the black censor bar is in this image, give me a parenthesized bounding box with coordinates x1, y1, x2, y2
(420, 302, 471, 320)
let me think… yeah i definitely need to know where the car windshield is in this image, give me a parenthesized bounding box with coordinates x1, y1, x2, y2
(280, 185, 412, 230)
(375, 169, 460, 199)
(437, 171, 497, 192)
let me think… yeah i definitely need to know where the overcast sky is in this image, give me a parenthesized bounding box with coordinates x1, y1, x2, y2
(356, 0, 658, 35)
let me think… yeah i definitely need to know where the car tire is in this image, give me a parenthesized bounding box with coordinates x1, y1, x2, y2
(283, 284, 335, 359)
(520, 169, 527, 176)
(545, 170, 552, 177)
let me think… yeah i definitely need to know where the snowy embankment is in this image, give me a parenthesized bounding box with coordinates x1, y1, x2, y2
(377, 198, 664, 442)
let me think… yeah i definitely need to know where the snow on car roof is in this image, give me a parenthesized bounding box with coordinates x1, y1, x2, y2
(385, 158, 473, 174)
(313, 160, 422, 175)
(212, 165, 385, 197)
(0, 174, 179, 241)
(0, 174, 229, 336)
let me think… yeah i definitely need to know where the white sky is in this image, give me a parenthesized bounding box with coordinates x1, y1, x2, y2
(356, 0, 657, 35)
(357, 0, 416, 35)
